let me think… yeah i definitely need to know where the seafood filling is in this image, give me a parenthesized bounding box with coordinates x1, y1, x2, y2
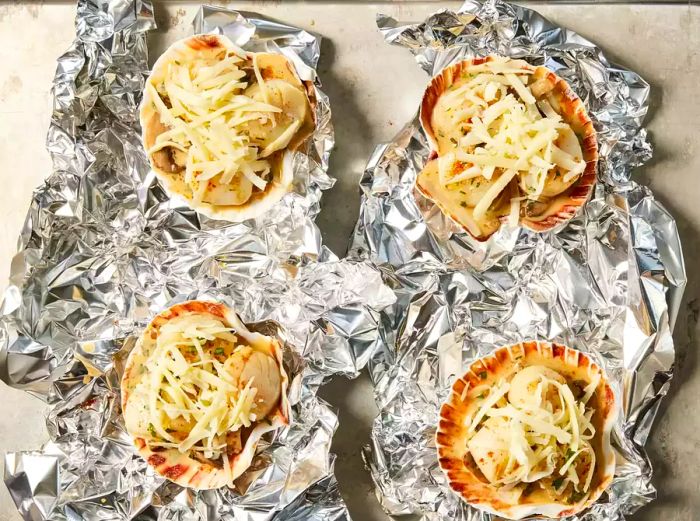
(463, 365, 600, 506)
(123, 313, 282, 466)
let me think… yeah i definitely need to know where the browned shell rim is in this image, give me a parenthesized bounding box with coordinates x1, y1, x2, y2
(418, 56, 599, 238)
(420, 56, 496, 154)
(120, 300, 291, 490)
(436, 341, 616, 518)
(139, 34, 317, 222)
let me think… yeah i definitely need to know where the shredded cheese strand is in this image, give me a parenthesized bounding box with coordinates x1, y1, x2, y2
(431, 56, 587, 224)
(464, 364, 600, 501)
(136, 313, 264, 460)
(146, 43, 306, 206)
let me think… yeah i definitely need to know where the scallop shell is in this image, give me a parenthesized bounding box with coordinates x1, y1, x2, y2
(121, 300, 291, 490)
(415, 158, 507, 241)
(436, 341, 617, 520)
(140, 34, 315, 222)
(418, 56, 598, 239)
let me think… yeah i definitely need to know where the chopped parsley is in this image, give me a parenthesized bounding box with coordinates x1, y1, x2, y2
(565, 448, 576, 460)
(147, 423, 157, 438)
(552, 477, 564, 490)
(569, 491, 585, 503)
(214, 347, 225, 356)
(479, 371, 487, 380)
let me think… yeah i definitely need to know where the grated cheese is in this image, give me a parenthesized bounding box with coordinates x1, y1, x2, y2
(464, 364, 599, 500)
(132, 313, 268, 461)
(429, 56, 587, 229)
(146, 44, 307, 207)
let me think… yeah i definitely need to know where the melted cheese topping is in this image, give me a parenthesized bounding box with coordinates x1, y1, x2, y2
(464, 365, 600, 505)
(126, 313, 278, 463)
(429, 56, 587, 228)
(146, 46, 307, 206)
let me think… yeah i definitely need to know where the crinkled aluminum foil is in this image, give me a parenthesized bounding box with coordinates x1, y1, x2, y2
(349, 1, 687, 520)
(0, 2, 395, 521)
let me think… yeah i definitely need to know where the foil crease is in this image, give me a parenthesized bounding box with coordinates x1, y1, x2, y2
(349, 1, 687, 520)
(1, 2, 394, 521)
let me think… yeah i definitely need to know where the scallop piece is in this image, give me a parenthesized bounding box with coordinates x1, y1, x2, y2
(430, 92, 477, 154)
(540, 127, 586, 197)
(507, 365, 566, 409)
(151, 146, 185, 174)
(243, 79, 309, 157)
(146, 114, 185, 174)
(199, 172, 254, 206)
(240, 350, 282, 418)
(467, 416, 511, 483)
(123, 380, 151, 438)
(167, 416, 196, 441)
(416, 159, 508, 240)
(227, 346, 282, 419)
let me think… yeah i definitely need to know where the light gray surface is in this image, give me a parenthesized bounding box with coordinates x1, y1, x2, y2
(0, 2, 698, 521)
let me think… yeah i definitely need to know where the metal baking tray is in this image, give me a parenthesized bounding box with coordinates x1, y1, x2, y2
(0, 2, 697, 521)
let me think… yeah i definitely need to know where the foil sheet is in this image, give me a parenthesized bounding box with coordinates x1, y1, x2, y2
(349, 1, 687, 520)
(0, 2, 395, 521)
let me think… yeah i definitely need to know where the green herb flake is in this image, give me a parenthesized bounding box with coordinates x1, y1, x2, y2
(478, 392, 487, 399)
(552, 477, 565, 490)
(450, 137, 458, 145)
(565, 448, 576, 460)
(479, 371, 488, 380)
(569, 491, 585, 504)
(147, 423, 157, 438)
(214, 347, 225, 356)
